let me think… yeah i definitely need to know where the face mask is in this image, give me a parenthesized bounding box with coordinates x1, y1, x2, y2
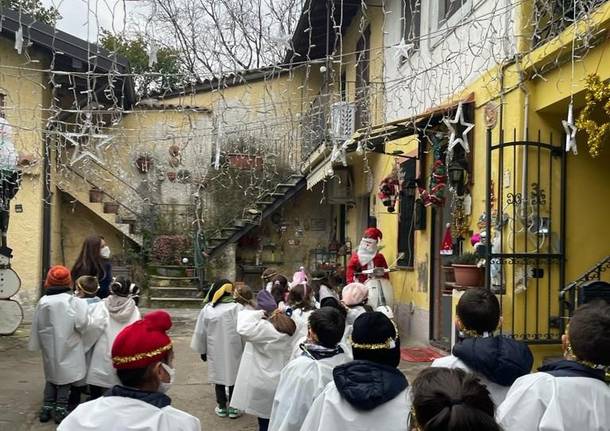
(100, 246, 111, 259)
(158, 362, 175, 394)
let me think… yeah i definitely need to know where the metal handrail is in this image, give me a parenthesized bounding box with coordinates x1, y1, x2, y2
(560, 255, 610, 297)
(63, 164, 143, 217)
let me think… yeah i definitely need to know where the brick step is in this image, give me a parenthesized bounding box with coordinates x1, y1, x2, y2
(149, 297, 203, 309)
(148, 287, 203, 298)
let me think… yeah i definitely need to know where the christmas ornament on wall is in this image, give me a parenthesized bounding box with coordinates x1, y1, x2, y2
(562, 102, 578, 155)
(443, 102, 474, 164)
(440, 223, 454, 256)
(418, 137, 447, 207)
(576, 74, 610, 157)
(378, 176, 400, 212)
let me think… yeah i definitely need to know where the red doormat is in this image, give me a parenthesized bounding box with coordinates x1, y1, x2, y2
(401, 346, 447, 362)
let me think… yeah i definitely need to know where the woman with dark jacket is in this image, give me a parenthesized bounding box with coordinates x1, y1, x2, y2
(71, 235, 113, 299)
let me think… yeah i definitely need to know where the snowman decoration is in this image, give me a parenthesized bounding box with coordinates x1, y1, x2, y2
(0, 117, 23, 335)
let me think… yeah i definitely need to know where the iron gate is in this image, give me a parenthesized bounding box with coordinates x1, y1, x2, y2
(485, 129, 566, 343)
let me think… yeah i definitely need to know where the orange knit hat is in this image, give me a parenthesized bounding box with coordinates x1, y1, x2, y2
(45, 265, 73, 288)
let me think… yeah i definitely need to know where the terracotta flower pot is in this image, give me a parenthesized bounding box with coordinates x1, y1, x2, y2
(89, 188, 104, 203)
(452, 264, 484, 287)
(103, 202, 120, 214)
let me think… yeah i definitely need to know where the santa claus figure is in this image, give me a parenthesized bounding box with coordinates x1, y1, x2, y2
(346, 228, 389, 283)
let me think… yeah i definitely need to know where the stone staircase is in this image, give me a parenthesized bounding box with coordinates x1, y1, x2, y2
(57, 170, 143, 246)
(147, 265, 206, 309)
(207, 174, 306, 258)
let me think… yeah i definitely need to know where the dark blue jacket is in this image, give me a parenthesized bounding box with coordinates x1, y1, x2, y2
(333, 360, 408, 411)
(452, 335, 533, 386)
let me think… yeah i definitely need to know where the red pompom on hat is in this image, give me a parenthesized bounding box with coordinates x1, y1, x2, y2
(45, 265, 73, 288)
(112, 310, 173, 369)
(364, 227, 383, 241)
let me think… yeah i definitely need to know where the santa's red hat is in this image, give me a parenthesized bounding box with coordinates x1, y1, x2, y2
(112, 310, 173, 369)
(364, 227, 383, 241)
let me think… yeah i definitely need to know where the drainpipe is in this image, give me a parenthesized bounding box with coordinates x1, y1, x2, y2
(40, 132, 51, 296)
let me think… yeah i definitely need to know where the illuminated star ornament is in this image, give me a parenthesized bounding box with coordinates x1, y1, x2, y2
(393, 38, 414, 63)
(443, 102, 474, 163)
(562, 102, 578, 155)
(65, 128, 113, 166)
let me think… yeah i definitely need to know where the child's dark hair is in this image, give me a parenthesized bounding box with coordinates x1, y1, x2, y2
(456, 288, 500, 334)
(270, 275, 289, 305)
(76, 275, 99, 297)
(309, 307, 346, 348)
(288, 284, 315, 311)
(234, 284, 254, 307)
(116, 351, 171, 388)
(320, 296, 348, 319)
(569, 300, 610, 366)
(411, 368, 501, 431)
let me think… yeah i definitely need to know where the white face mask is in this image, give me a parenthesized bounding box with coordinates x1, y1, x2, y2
(158, 362, 175, 394)
(100, 246, 111, 259)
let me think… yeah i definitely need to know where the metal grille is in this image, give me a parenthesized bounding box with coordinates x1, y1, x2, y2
(485, 129, 566, 343)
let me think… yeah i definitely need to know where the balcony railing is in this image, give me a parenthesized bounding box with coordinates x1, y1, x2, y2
(533, 0, 608, 49)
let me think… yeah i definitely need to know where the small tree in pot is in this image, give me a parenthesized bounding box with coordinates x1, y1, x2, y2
(452, 252, 485, 287)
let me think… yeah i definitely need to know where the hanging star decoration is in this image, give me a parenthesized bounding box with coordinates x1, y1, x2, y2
(562, 102, 578, 155)
(443, 102, 474, 163)
(393, 38, 414, 63)
(65, 115, 113, 166)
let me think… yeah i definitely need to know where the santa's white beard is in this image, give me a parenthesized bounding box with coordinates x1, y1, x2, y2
(357, 238, 378, 266)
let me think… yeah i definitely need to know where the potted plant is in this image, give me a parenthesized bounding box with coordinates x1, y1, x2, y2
(452, 252, 484, 287)
(103, 201, 120, 214)
(89, 187, 104, 203)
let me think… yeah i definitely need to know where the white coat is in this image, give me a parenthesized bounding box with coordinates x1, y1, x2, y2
(86, 297, 141, 389)
(190, 301, 244, 386)
(290, 336, 352, 361)
(299, 383, 410, 431)
(28, 292, 89, 385)
(431, 355, 509, 406)
(269, 353, 350, 431)
(290, 308, 313, 350)
(496, 372, 610, 431)
(58, 395, 200, 431)
(230, 309, 293, 418)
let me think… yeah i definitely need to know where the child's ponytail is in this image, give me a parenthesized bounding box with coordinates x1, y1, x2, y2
(411, 368, 501, 431)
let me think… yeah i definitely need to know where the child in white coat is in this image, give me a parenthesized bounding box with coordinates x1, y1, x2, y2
(431, 287, 533, 406)
(497, 301, 610, 431)
(300, 312, 411, 431)
(29, 266, 89, 424)
(86, 277, 141, 399)
(230, 290, 296, 431)
(286, 283, 315, 348)
(191, 279, 244, 419)
(269, 307, 350, 431)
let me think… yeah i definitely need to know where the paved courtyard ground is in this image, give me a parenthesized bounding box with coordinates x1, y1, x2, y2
(0, 308, 430, 431)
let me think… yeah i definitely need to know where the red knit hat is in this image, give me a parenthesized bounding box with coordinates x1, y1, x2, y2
(364, 227, 383, 241)
(45, 265, 73, 288)
(112, 310, 173, 369)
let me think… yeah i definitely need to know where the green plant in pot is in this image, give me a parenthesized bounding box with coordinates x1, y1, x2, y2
(452, 252, 485, 287)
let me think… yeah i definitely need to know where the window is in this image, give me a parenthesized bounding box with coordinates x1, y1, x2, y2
(402, 0, 421, 50)
(439, 0, 465, 25)
(0, 93, 5, 118)
(397, 158, 417, 267)
(355, 26, 371, 129)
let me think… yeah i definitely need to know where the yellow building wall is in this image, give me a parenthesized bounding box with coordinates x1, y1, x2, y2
(59, 196, 127, 269)
(0, 38, 50, 302)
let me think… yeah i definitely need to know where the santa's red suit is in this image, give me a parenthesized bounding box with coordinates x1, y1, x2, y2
(346, 228, 390, 283)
